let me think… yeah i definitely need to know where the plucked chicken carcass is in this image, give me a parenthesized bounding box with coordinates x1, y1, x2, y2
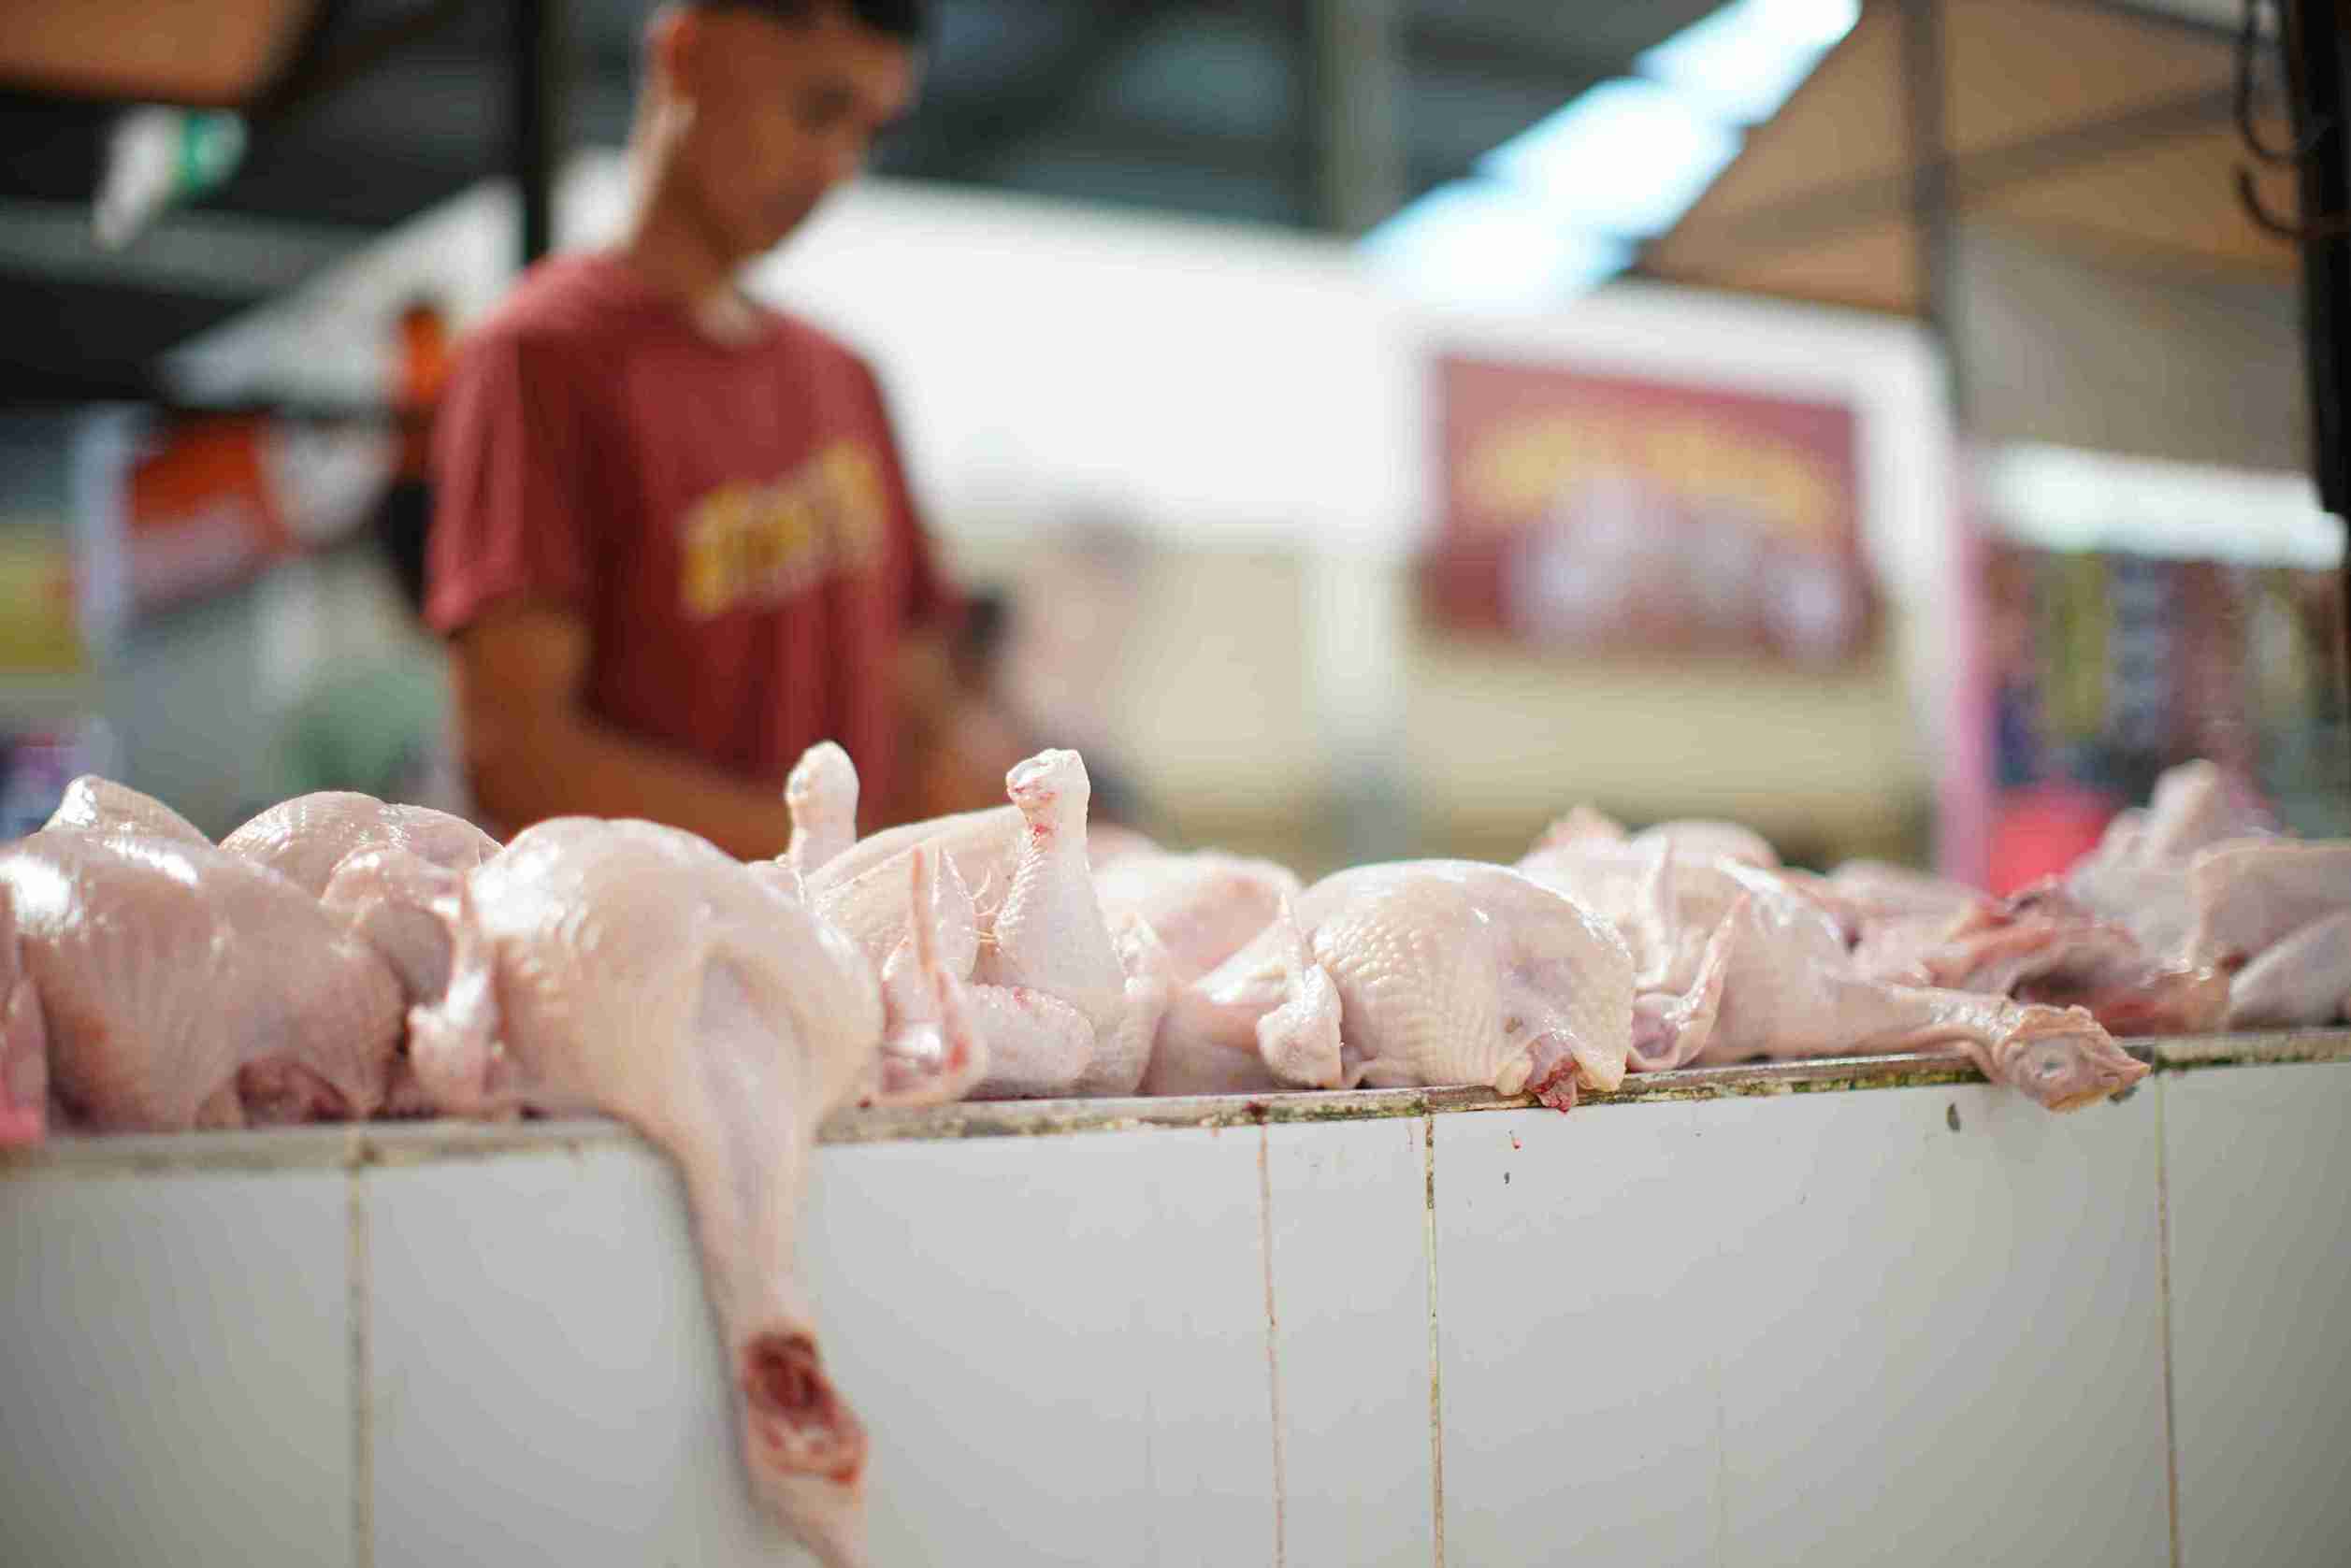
(2190, 840, 2351, 1027)
(1146, 860, 1636, 1109)
(1087, 822, 1163, 869)
(791, 744, 1173, 1100)
(1526, 802, 1781, 870)
(41, 774, 210, 845)
(1092, 849, 1300, 986)
(216, 790, 503, 1116)
(403, 815, 971, 1568)
(2065, 759, 2269, 958)
(1519, 831, 2149, 1112)
(221, 790, 499, 896)
(0, 818, 405, 1144)
(2065, 759, 2351, 1028)
(1844, 880, 2228, 1038)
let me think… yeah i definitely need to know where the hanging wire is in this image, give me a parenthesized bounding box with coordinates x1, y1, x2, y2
(2238, 0, 2351, 239)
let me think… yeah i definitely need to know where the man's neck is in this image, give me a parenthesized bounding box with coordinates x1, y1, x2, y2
(617, 188, 764, 344)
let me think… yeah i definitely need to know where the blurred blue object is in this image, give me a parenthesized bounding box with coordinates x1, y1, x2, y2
(1478, 79, 1741, 237)
(1357, 0, 1856, 309)
(1637, 0, 1861, 126)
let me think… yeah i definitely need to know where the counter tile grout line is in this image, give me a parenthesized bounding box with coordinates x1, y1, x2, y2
(2155, 1080, 2183, 1568)
(1421, 1113, 1445, 1568)
(347, 1164, 373, 1568)
(1257, 1124, 1287, 1568)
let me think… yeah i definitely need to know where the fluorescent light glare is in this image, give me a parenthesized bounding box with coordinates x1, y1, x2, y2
(1637, 0, 1858, 125)
(1361, 180, 1635, 309)
(1478, 79, 1741, 236)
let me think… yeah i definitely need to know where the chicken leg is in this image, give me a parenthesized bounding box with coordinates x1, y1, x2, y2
(977, 750, 1128, 1031)
(404, 816, 973, 1568)
(785, 741, 859, 878)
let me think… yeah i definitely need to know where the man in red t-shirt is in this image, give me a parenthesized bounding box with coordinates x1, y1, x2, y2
(427, 0, 999, 856)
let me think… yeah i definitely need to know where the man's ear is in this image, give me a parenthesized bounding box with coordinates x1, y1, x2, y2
(645, 4, 699, 103)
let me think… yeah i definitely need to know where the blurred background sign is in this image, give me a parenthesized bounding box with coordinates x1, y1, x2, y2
(1420, 354, 1870, 667)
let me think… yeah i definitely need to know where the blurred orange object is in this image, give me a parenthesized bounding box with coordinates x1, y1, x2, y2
(123, 414, 287, 613)
(1987, 781, 2119, 899)
(394, 301, 453, 482)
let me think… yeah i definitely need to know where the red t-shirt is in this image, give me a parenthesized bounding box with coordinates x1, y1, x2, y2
(425, 252, 956, 824)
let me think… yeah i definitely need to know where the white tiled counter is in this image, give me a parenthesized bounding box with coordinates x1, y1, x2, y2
(4, 1034, 2347, 1568)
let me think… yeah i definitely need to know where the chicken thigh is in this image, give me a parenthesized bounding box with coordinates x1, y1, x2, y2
(405, 816, 972, 1568)
(0, 829, 403, 1143)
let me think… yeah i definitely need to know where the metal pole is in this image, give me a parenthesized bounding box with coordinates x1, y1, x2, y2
(2283, 0, 2348, 515)
(512, 0, 562, 266)
(2276, 0, 2350, 777)
(1298, 0, 1412, 862)
(1902, 0, 1964, 425)
(1304, 0, 1405, 234)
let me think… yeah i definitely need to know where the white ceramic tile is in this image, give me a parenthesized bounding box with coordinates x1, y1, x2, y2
(1263, 1116, 1435, 1567)
(2165, 1062, 2351, 1568)
(1434, 1099, 1729, 1566)
(362, 1144, 794, 1565)
(800, 1124, 1277, 1567)
(1706, 1084, 2171, 1568)
(0, 1165, 353, 1568)
(1435, 1084, 2171, 1568)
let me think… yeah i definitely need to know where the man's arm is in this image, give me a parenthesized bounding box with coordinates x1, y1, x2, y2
(884, 626, 1032, 827)
(453, 598, 796, 859)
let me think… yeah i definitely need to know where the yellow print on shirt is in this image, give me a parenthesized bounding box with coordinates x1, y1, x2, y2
(678, 439, 887, 618)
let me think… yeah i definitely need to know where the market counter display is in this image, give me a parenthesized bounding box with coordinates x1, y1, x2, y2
(6, 748, 2349, 1565)
(3, 1031, 2345, 1567)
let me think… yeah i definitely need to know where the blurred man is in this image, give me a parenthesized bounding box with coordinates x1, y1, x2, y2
(426, 0, 1009, 855)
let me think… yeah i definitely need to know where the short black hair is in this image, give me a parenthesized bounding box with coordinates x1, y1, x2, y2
(693, 0, 927, 42)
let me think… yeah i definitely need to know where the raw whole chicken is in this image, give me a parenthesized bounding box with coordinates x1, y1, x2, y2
(1525, 803, 1780, 869)
(1519, 836, 2149, 1112)
(2188, 840, 2351, 1027)
(0, 826, 404, 1144)
(1088, 823, 1163, 868)
(1846, 882, 2228, 1038)
(403, 815, 973, 1568)
(791, 744, 1173, 1100)
(1147, 860, 1636, 1110)
(1825, 859, 1983, 923)
(221, 790, 498, 897)
(40, 775, 209, 845)
(212, 792, 502, 1118)
(2219, 908, 2351, 1028)
(1092, 850, 1300, 985)
(2065, 760, 2269, 958)
(2065, 760, 2351, 1028)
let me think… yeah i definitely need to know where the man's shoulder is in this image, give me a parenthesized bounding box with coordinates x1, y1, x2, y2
(759, 306, 881, 389)
(461, 252, 642, 365)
